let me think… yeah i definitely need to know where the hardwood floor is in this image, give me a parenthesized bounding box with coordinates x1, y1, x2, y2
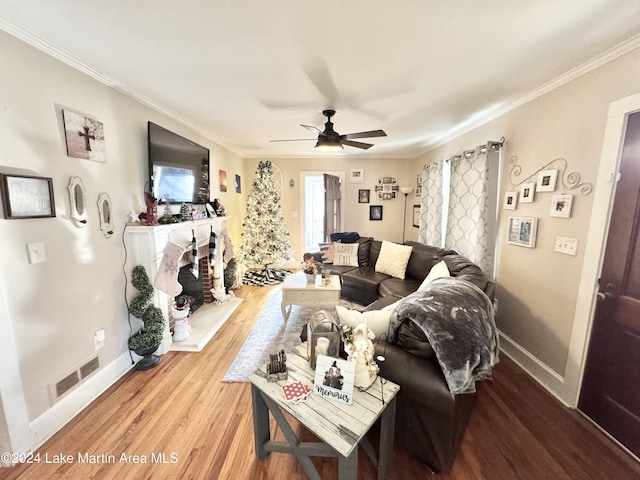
(2, 284, 640, 479)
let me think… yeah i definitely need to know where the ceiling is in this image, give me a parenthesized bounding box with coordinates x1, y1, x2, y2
(1, 1, 640, 159)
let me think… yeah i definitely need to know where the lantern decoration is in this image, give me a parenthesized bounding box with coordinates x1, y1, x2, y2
(307, 310, 341, 369)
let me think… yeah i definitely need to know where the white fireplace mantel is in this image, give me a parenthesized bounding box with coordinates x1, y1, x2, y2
(123, 216, 237, 353)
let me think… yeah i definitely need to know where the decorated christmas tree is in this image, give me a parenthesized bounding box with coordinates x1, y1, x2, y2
(238, 161, 294, 282)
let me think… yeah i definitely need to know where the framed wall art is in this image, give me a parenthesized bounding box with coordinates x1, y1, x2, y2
(1, 174, 56, 219)
(369, 205, 383, 221)
(504, 191, 518, 210)
(413, 204, 420, 228)
(349, 168, 364, 183)
(550, 194, 573, 218)
(62, 109, 106, 162)
(520, 182, 535, 203)
(536, 169, 558, 192)
(219, 170, 227, 192)
(507, 216, 538, 248)
(358, 189, 370, 203)
(375, 177, 398, 200)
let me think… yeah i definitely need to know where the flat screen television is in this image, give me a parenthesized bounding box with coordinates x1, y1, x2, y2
(148, 121, 210, 204)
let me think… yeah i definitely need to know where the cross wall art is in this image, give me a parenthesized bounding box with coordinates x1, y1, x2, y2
(62, 109, 106, 162)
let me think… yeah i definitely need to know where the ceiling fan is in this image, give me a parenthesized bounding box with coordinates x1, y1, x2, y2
(272, 109, 387, 151)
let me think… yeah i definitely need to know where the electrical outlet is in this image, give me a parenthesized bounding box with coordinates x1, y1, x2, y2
(94, 329, 106, 350)
(554, 236, 578, 256)
(27, 242, 46, 264)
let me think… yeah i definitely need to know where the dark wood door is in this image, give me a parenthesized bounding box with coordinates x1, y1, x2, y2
(580, 110, 640, 456)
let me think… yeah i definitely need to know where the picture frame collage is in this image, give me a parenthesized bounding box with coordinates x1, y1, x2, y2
(504, 168, 574, 219)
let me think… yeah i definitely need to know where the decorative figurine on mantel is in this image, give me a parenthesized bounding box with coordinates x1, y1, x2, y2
(138, 192, 158, 226)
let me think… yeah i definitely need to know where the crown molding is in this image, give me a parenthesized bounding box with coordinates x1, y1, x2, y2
(2, 17, 640, 160)
(0, 17, 197, 131)
(422, 33, 640, 155)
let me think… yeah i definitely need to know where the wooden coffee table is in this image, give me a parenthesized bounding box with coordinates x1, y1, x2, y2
(249, 344, 400, 480)
(280, 273, 341, 323)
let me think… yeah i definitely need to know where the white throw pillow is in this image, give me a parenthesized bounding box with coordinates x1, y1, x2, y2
(335, 305, 393, 340)
(375, 240, 413, 279)
(418, 260, 450, 291)
(333, 243, 359, 267)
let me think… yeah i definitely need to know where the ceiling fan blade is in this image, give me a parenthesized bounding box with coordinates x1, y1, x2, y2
(344, 129, 387, 140)
(270, 138, 315, 142)
(301, 124, 322, 135)
(342, 139, 373, 150)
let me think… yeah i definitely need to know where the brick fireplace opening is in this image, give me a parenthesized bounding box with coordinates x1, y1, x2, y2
(171, 246, 216, 329)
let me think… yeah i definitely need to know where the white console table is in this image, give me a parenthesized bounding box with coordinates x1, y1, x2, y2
(123, 217, 241, 353)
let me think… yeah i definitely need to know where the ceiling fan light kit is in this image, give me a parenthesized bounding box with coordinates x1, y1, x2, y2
(273, 109, 387, 152)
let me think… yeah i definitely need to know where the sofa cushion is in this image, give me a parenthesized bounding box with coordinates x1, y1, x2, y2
(355, 237, 372, 266)
(341, 266, 392, 305)
(375, 240, 413, 279)
(368, 240, 383, 267)
(418, 260, 450, 290)
(440, 253, 489, 293)
(394, 319, 437, 361)
(404, 241, 446, 282)
(379, 277, 420, 298)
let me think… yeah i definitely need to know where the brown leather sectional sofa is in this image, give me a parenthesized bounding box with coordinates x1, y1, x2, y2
(318, 233, 495, 472)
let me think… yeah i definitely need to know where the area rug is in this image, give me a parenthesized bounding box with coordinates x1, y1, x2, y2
(242, 268, 291, 286)
(222, 290, 362, 382)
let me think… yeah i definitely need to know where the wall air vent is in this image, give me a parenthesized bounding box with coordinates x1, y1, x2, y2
(55, 371, 79, 398)
(79, 356, 100, 379)
(49, 355, 101, 403)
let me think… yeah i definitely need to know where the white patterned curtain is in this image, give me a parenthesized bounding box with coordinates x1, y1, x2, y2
(418, 161, 444, 247)
(445, 148, 492, 273)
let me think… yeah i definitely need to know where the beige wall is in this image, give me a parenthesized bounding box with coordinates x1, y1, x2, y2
(0, 31, 246, 453)
(243, 157, 415, 262)
(413, 47, 640, 402)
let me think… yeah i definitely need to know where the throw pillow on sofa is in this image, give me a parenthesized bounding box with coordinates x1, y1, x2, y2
(335, 305, 392, 341)
(319, 242, 335, 264)
(333, 243, 359, 266)
(375, 240, 413, 279)
(418, 259, 450, 291)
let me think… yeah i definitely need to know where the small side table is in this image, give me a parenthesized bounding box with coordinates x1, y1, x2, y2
(280, 273, 341, 323)
(249, 344, 400, 480)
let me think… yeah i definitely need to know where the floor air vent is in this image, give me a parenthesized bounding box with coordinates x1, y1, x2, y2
(50, 356, 100, 403)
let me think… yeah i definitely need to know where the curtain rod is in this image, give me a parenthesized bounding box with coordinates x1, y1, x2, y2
(447, 137, 506, 162)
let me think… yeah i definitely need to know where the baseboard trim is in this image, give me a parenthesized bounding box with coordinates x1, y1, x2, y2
(498, 330, 572, 408)
(27, 351, 134, 454)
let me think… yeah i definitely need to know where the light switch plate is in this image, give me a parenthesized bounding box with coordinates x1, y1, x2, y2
(555, 236, 578, 256)
(27, 242, 46, 264)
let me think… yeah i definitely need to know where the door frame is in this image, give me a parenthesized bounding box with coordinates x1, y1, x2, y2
(564, 92, 640, 406)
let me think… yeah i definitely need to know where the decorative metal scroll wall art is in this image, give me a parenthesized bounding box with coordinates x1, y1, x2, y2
(508, 156, 593, 196)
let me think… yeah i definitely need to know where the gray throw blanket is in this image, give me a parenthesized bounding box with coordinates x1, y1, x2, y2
(390, 276, 499, 394)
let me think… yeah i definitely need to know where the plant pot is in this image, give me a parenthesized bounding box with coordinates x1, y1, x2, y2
(133, 344, 161, 370)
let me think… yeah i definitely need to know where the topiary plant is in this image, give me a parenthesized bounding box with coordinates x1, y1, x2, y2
(128, 265, 166, 352)
(224, 257, 238, 293)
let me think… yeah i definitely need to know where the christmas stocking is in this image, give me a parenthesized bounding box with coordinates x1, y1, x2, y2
(154, 241, 184, 296)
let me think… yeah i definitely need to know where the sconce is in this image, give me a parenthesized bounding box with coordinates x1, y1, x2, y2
(68, 176, 88, 228)
(289, 179, 295, 188)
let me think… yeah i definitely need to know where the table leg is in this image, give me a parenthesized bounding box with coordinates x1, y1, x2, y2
(251, 384, 270, 459)
(377, 395, 397, 480)
(338, 447, 358, 480)
(281, 299, 291, 323)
